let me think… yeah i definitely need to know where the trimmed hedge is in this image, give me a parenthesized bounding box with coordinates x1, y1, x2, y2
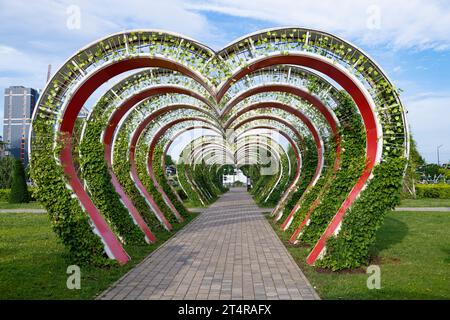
(0, 188, 37, 202)
(416, 184, 450, 199)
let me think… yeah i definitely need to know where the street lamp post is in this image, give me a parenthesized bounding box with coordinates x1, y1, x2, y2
(437, 144, 443, 166)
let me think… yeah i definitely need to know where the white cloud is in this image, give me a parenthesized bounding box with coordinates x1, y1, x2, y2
(404, 93, 450, 162)
(0, 0, 214, 49)
(186, 0, 450, 51)
(0, 45, 50, 93)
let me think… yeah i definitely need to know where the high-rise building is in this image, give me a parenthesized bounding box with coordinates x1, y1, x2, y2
(3, 86, 39, 165)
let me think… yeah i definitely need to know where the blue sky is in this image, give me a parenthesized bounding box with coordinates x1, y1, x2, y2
(1, 0, 449, 163)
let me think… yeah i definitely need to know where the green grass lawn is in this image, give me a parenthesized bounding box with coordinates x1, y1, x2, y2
(268, 211, 450, 299)
(399, 198, 450, 207)
(0, 201, 43, 210)
(0, 211, 199, 299)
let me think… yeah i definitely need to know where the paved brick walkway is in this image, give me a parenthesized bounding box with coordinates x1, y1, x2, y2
(98, 188, 319, 300)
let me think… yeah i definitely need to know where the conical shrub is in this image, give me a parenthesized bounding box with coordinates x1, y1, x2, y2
(9, 158, 30, 203)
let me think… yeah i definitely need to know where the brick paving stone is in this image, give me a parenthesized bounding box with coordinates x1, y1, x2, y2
(97, 188, 319, 300)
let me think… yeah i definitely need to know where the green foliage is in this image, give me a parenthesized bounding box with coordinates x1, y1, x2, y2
(212, 165, 228, 193)
(0, 156, 14, 189)
(28, 28, 409, 270)
(112, 125, 167, 232)
(279, 139, 318, 222)
(317, 157, 406, 270)
(0, 189, 10, 202)
(299, 93, 366, 244)
(402, 136, 425, 198)
(0, 188, 36, 202)
(264, 153, 293, 206)
(419, 164, 441, 177)
(165, 154, 174, 166)
(253, 152, 292, 207)
(79, 107, 146, 244)
(287, 145, 336, 235)
(191, 161, 219, 204)
(30, 120, 107, 265)
(135, 136, 179, 225)
(9, 159, 30, 204)
(152, 143, 189, 218)
(176, 163, 203, 206)
(415, 184, 450, 199)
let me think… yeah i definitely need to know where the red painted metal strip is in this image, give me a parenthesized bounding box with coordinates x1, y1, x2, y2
(224, 102, 324, 222)
(162, 126, 221, 205)
(58, 58, 212, 263)
(128, 106, 216, 223)
(102, 87, 211, 231)
(233, 118, 304, 217)
(218, 55, 378, 265)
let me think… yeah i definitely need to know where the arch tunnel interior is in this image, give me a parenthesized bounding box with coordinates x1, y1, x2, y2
(29, 28, 409, 271)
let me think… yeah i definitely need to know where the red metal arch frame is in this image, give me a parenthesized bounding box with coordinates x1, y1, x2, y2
(223, 83, 341, 217)
(86, 86, 215, 241)
(29, 28, 409, 268)
(58, 57, 217, 264)
(234, 122, 303, 216)
(56, 51, 378, 266)
(127, 106, 219, 224)
(225, 102, 325, 215)
(217, 54, 380, 265)
(102, 88, 216, 232)
(232, 114, 310, 216)
(235, 132, 299, 198)
(162, 126, 222, 204)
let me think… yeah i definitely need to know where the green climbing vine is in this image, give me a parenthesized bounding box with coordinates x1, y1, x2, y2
(177, 163, 204, 206)
(299, 93, 366, 245)
(278, 138, 318, 222)
(30, 120, 107, 265)
(317, 157, 406, 270)
(287, 140, 336, 234)
(135, 134, 179, 225)
(79, 102, 145, 244)
(112, 123, 167, 232)
(152, 142, 190, 218)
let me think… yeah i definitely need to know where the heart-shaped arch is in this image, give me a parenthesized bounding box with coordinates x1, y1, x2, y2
(30, 28, 409, 269)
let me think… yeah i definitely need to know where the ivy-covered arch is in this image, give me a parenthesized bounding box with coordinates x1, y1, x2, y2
(30, 27, 408, 270)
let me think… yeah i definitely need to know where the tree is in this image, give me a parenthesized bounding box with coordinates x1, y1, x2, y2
(165, 154, 174, 166)
(403, 136, 426, 198)
(0, 156, 14, 189)
(420, 164, 441, 177)
(9, 158, 30, 203)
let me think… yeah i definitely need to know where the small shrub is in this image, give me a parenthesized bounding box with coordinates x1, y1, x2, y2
(0, 189, 10, 202)
(416, 184, 450, 199)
